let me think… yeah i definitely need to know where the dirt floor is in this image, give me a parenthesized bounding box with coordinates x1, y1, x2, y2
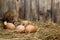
(0, 21, 60, 40)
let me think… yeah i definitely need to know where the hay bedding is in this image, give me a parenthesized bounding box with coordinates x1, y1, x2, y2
(0, 21, 60, 40)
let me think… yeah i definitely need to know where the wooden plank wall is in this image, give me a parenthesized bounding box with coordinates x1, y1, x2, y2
(19, 0, 51, 21)
(19, 0, 60, 23)
(0, 0, 60, 23)
(0, 0, 20, 20)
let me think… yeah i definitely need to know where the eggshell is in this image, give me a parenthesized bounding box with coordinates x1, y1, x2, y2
(5, 23, 15, 29)
(16, 25, 25, 33)
(22, 20, 29, 27)
(25, 25, 36, 33)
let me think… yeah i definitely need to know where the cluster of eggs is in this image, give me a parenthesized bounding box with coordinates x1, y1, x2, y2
(4, 20, 36, 33)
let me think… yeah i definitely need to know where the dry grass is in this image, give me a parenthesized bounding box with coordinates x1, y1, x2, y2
(0, 21, 60, 40)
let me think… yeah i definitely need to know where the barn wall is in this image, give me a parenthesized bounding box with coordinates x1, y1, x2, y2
(0, 0, 60, 23)
(19, 0, 51, 21)
(19, 0, 60, 23)
(53, 0, 60, 23)
(0, 0, 19, 18)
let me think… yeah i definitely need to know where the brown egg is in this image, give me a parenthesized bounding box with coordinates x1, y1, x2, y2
(16, 25, 25, 33)
(25, 25, 36, 33)
(4, 21, 15, 29)
(22, 20, 29, 27)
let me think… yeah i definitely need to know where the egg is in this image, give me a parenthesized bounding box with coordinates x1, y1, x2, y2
(22, 20, 29, 27)
(25, 25, 36, 33)
(4, 21, 15, 29)
(16, 25, 25, 33)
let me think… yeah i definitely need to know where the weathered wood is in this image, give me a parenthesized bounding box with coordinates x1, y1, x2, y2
(0, 0, 60, 24)
(0, 0, 19, 25)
